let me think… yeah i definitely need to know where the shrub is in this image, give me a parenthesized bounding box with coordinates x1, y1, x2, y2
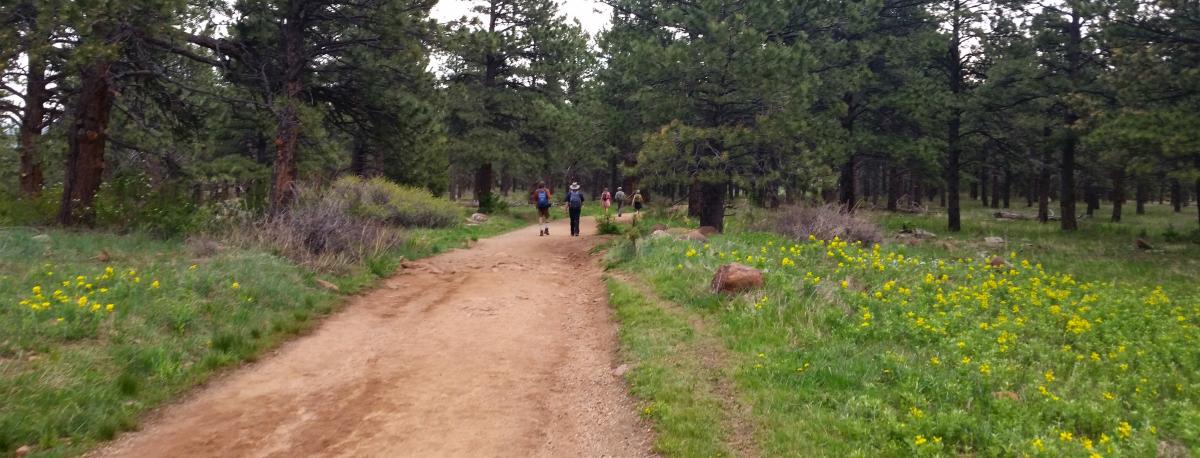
(329, 176, 461, 228)
(227, 189, 405, 273)
(771, 204, 883, 244)
(596, 215, 623, 235)
(0, 189, 60, 226)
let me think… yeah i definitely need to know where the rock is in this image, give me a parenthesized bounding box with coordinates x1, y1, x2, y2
(16, 445, 32, 457)
(987, 256, 1007, 268)
(697, 226, 721, 236)
(612, 363, 630, 377)
(469, 212, 489, 223)
(649, 229, 671, 239)
(32, 234, 51, 243)
(679, 231, 708, 242)
(984, 236, 1005, 246)
(651, 223, 668, 232)
(710, 263, 764, 293)
(1135, 238, 1153, 250)
(315, 279, 340, 292)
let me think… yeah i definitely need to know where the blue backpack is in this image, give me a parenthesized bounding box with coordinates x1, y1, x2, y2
(537, 189, 550, 207)
(568, 191, 583, 209)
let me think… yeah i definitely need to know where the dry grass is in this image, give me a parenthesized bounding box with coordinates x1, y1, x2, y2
(770, 204, 883, 244)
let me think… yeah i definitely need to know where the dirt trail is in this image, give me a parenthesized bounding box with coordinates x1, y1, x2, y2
(93, 215, 653, 458)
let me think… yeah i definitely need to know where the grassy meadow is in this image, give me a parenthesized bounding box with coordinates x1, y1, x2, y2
(605, 200, 1199, 457)
(0, 207, 533, 457)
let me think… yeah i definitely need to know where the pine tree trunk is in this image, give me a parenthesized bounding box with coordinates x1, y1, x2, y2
(270, 9, 304, 214)
(474, 162, 494, 211)
(19, 52, 48, 197)
(886, 166, 900, 211)
(58, 58, 114, 226)
(839, 155, 856, 212)
(1059, 9, 1082, 231)
(699, 179, 727, 232)
(947, 128, 961, 231)
(1135, 180, 1147, 215)
(1111, 169, 1124, 223)
(1002, 168, 1012, 209)
(1172, 180, 1182, 213)
(1037, 141, 1051, 223)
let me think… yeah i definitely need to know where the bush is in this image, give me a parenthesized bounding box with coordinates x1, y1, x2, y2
(0, 190, 58, 226)
(771, 204, 883, 244)
(329, 176, 460, 228)
(596, 215, 623, 235)
(227, 185, 406, 273)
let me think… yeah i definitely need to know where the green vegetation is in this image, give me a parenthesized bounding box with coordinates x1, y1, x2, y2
(0, 201, 532, 456)
(604, 201, 1199, 456)
(604, 277, 730, 456)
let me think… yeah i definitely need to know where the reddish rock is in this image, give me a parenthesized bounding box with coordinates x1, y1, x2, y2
(1135, 239, 1153, 250)
(680, 231, 708, 242)
(16, 445, 32, 457)
(710, 263, 764, 293)
(988, 256, 1007, 268)
(697, 226, 721, 236)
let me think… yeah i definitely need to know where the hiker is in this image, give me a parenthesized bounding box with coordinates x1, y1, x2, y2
(632, 189, 644, 216)
(564, 182, 585, 236)
(614, 187, 627, 217)
(600, 187, 612, 216)
(532, 181, 553, 236)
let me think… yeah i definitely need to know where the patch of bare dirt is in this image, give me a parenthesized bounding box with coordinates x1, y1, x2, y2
(91, 216, 652, 458)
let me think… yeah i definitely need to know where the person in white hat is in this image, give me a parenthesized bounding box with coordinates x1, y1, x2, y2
(564, 182, 585, 236)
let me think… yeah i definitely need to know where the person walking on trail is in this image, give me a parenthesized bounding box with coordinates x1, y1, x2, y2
(600, 187, 612, 216)
(532, 182, 553, 236)
(613, 187, 627, 217)
(565, 182, 585, 237)
(632, 190, 644, 216)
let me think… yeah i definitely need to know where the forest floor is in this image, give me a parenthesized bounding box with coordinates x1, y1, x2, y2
(88, 215, 654, 458)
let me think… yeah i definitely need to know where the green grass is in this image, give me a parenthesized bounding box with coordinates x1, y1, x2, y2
(0, 208, 533, 457)
(605, 201, 1200, 457)
(605, 277, 731, 457)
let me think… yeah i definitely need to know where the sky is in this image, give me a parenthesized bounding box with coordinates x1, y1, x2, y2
(431, 0, 613, 37)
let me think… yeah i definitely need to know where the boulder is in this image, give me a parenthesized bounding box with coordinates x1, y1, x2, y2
(16, 445, 32, 457)
(651, 223, 668, 232)
(649, 229, 671, 239)
(679, 230, 708, 242)
(697, 226, 721, 236)
(984, 236, 1005, 246)
(32, 234, 51, 243)
(1135, 238, 1153, 250)
(469, 213, 489, 223)
(987, 256, 1008, 268)
(710, 263, 764, 293)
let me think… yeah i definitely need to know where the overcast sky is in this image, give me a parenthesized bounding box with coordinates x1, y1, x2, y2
(431, 0, 612, 37)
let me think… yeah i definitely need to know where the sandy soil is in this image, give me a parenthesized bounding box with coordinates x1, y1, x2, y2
(91, 214, 653, 458)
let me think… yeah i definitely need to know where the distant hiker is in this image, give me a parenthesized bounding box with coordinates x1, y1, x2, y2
(614, 187, 627, 217)
(600, 187, 613, 216)
(565, 182, 585, 236)
(632, 190, 644, 216)
(532, 181, 553, 236)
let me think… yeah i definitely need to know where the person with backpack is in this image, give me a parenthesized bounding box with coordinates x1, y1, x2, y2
(600, 187, 612, 216)
(564, 182, 585, 236)
(613, 187, 627, 217)
(531, 181, 553, 236)
(632, 190, 644, 216)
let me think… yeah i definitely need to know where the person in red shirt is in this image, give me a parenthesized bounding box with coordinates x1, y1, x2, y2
(600, 187, 612, 216)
